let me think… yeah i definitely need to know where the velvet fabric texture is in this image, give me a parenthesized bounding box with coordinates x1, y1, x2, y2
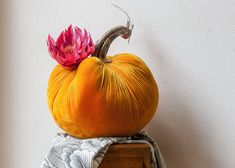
(47, 53, 158, 138)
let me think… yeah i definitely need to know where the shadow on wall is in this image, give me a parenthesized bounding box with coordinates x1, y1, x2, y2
(0, 0, 10, 167)
(143, 27, 221, 168)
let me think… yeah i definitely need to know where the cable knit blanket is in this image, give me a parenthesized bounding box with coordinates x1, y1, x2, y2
(41, 131, 166, 168)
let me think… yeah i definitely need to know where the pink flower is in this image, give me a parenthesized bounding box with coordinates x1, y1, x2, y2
(47, 25, 95, 68)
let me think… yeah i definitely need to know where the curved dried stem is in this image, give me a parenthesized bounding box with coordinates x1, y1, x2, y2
(92, 5, 134, 61)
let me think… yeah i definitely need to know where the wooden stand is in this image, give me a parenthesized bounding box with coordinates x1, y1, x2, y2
(98, 144, 151, 168)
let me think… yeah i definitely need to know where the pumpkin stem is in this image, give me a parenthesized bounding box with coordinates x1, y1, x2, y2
(93, 25, 133, 60)
(93, 5, 134, 61)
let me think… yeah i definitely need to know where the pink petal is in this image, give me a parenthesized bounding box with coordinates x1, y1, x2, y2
(56, 32, 65, 46)
(47, 25, 95, 68)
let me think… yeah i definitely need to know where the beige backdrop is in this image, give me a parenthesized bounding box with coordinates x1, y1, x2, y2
(1, 0, 235, 168)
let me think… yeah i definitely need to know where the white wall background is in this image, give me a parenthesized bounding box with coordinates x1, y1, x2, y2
(1, 0, 235, 168)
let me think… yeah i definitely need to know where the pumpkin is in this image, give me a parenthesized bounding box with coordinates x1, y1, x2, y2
(47, 24, 159, 138)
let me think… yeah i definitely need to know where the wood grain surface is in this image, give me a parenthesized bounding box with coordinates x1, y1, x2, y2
(98, 144, 151, 168)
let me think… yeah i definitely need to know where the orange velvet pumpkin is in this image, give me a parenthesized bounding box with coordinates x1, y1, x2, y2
(47, 25, 159, 138)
